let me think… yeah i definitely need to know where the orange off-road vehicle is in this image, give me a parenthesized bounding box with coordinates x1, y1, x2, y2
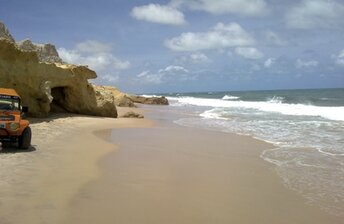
(0, 88, 31, 150)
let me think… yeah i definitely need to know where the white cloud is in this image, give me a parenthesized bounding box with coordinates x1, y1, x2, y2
(137, 70, 163, 84)
(165, 22, 255, 51)
(335, 49, 344, 66)
(295, 59, 319, 68)
(76, 40, 112, 54)
(264, 57, 276, 68)
(177, 52, 211, 64)
(58, 40, 130, 72)
(160, 65, 189, 73)
(100, 74, 119, 83)
(235, 47, 264, 59)
(137, 65, 193, 84)
(112, 58, 131, 70)
(131, 4, 186, 26)
(264, 31, 288, 46)
(57, 48, 81, 64)
(189, 53, 210, 63)
(286, 0, 344, 29)
(171, 0, 268, 16)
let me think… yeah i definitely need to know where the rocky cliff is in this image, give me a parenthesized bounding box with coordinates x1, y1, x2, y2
(0, 21, 167, 118)
(17, 39, 63, 63)
(1, 21, 62, 64)
(0, 38, 117, 117)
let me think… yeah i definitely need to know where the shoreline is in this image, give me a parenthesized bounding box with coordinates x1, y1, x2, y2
(0, 106, 342, 223)
(67, 106, 342, 224)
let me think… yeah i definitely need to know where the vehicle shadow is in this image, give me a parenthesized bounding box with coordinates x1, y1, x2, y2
(0, 142, 36, 153)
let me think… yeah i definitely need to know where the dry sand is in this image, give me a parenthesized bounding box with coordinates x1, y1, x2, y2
(0, 107, 152, 224)
(0, 106, 342, 224)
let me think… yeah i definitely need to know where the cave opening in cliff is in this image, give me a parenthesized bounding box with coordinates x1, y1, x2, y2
(50, 87, 69, 113)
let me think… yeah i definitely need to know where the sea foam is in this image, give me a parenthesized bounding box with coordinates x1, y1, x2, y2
(170, 97, 344, 121)
(168, 90, 344, 216)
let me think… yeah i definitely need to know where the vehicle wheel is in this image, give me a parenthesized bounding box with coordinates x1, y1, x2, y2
(18, 127, 31, 149)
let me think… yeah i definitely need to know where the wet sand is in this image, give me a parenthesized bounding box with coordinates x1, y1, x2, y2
(65, 108, 342, 224)
(0, 106, 342, 224)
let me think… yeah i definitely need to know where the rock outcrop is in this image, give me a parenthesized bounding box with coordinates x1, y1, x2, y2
(0, 21, 15, 43)
(0, 38, 117, 117)
(17, 39, 63, 63)
(1, 21, 62, 64)
(94, 86, 136, 107)
(127, 95, 169, 105)
(97, 86, 169, 106)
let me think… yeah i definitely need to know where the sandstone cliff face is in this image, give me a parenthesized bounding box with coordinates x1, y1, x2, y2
(0, 39, 117, 117)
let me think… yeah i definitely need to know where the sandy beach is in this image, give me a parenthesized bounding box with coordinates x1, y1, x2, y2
(0, 106, 342, 224)
(1, 2, 344, 223)
(0, 107, 152, 224)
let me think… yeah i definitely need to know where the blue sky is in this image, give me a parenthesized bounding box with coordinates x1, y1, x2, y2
(1, 0, 344, 93)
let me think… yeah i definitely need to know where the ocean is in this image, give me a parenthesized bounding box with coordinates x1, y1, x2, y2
(147, 88, 344, 216)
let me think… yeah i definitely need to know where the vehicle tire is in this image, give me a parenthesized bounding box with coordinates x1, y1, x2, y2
(18, 127, 31, 149)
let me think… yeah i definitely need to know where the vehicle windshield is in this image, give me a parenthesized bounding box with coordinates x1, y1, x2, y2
(0, 97, 20, 111)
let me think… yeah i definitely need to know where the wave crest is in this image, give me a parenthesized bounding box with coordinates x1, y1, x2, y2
(222, 95, 240, 100)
